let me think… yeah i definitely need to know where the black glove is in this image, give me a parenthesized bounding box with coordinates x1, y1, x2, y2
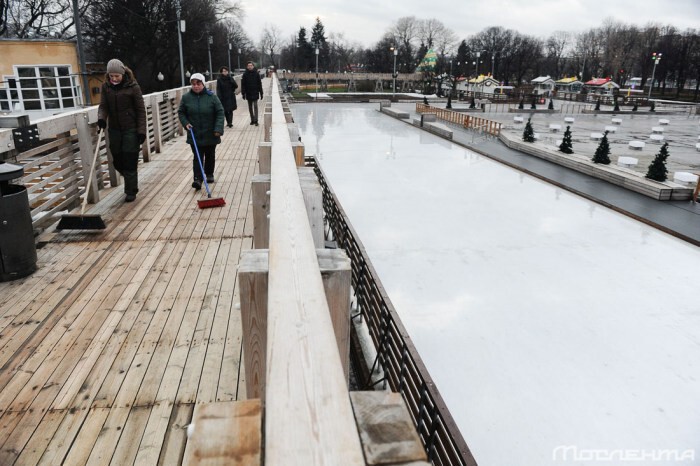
(259, 92, 264, 99)
(97, 119, 107, 130)
(242, 94, 246, 100)
(138, 133, 146, 144)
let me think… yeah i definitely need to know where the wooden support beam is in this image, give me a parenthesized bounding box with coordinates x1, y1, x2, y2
(264, 74, 364, 462)
(151, 95, 163, 153)
(257, 142, 271, 175)
(350, 391, 429, 466)
(239, 248, 352, 399)
(183, 400, 262, 466)
(291, 141, 305, 167)
(251, 169, 323, 249)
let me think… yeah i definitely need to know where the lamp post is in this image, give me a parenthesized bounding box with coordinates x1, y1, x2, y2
(237, 48, 241, 71)
(175, 0, 185, 86)
(315, 43, 319, 101)
(390, 46, 398, 97)
(70, 0, 91, 105)
(228, 43, 232, 72)
(207, 35, 213, 80)
(648, 52, 662, 100)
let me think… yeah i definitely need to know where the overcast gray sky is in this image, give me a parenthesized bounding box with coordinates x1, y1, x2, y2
(240, 0, 700, 48)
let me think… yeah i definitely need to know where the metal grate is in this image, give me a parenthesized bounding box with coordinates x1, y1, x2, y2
(311, 159, 478, 466)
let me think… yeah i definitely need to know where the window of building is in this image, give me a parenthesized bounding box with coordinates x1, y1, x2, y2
(0, 65, 81, 112)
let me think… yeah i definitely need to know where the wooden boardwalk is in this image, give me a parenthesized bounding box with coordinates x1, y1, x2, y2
(0, 113, 261, 465)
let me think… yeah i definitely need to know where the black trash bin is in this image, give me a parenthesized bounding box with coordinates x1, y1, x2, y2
(0, 161, 37, 281)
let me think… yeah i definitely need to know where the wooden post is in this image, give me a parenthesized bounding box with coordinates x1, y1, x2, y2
(141, 103, 152, 162)
(239, 248, 352, 399)
(291, 141, 305, 167)
(152, 94, 163, 153)
(175, 89, 184, 136)
(257, 142, 272, 175)
(350, 392, 429, 466)
(251, 174, 270, 249)
(252, 170, 323, 249)
(298, 167, 324, 249)
(287, 123, 300, 142)
(183, 400, 262, 466)
(74, 111, 99, 204)
(263, 110, 272, 142)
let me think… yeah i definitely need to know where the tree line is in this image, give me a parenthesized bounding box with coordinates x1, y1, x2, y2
(271, 17, 700, 99)
(2, 2, 699, 98)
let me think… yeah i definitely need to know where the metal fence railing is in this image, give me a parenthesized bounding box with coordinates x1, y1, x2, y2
(312, 160, 478, 466)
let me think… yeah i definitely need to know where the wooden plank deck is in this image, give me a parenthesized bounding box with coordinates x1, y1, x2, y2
(0, 112, 261, 465)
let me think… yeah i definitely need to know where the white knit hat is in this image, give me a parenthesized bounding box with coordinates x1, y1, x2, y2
(190, 73, 206, 83)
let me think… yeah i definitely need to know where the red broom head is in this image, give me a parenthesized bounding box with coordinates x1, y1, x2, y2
(197, 197, 226, 209)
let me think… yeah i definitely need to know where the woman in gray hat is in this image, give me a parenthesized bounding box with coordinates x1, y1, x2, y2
(97, 58, 146, 202)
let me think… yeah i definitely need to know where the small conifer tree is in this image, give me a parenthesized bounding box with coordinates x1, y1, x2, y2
(530, 97, 537, 109)
(518, 98, 524, 109)
(645, 142, 670, 182)
(594, 99, 601, 111)
(470, 96, 476, 109)
(632, 102, 638, 111)
(548, 99, 554, 110)
(592, 131, 611, 164)
(446, 94, 452, 109)
(423, 96, 428, 105)
(559, 125, 573, 154)
(613, 98, 620, 112)
(523, 118, 535, 142)
(649, 101, 656, 112)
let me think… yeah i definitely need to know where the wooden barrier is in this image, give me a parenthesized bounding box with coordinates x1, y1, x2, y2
(262, 74, 365, 464)
(416, 102, 502, 137)
(239, 248, 352, 398)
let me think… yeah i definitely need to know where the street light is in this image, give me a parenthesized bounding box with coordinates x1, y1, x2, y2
(648, 52, 662, 100)
(186, 70, 191, 79)
(237, 48, 241, 71)
(175, 0, 186, 86)
(228, 43, 232, 72)
(315, 43, 319, 101)
(207, 35, 213, 80)
(390, 46, 398, 97)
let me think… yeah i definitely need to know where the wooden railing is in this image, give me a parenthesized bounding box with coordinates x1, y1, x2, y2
(417, 103, 502, 137)
(285, 72, 422, 81)
(262, 74, 365, 464)
(0, 78, 237, 229)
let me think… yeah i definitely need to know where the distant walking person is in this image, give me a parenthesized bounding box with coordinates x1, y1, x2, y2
(216, 66, 238, 128)
(178, 73, 225, 189)
(97, 58, 146, 202)
(241, 61, 263, 126)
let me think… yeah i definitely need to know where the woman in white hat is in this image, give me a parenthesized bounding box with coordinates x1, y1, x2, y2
(177, 73, 225, 189)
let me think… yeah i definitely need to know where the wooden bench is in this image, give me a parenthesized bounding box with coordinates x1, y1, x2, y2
(651, 126, 664, 134)
(549, 124, 561, 132)
(673, 172, 699, 186)
(382, 107, 410, 119)
(659, 118, 670, 125)
(564, 117, 575, 124)
(629, 141, 645, 150)
(590, 132, 603, 140)
(604, 125, 617, 133)
(514, 116, 524, 123)
(649, 134, 664, 142)
(611, 117, 622, 125)
(425, 121, 453, 139)
(696, 143, 700, 151)
(617, 156, 638, 168)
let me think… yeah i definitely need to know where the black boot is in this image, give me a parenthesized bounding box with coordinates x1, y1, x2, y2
(123, 170, 138, 202)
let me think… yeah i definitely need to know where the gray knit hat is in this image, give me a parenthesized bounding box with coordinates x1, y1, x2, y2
(106, 59, 126, 74)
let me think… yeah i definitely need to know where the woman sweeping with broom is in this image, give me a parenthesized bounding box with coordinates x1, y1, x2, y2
(178, 73, 225, 190)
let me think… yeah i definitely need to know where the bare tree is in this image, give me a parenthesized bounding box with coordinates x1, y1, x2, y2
(2, 0, 77, 38)
(546, 31, 571, 78)
(260, 24, 282, 68)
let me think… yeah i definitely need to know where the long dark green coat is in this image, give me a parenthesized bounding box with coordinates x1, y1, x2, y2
(178, 89, 225, 146)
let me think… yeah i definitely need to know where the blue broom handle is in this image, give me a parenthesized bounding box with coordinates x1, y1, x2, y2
(188, 127, 212, 198)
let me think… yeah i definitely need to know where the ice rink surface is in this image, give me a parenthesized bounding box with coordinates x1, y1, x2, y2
(293, 103, 700, 465)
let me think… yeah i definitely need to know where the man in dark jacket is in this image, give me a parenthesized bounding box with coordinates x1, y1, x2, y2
(216, 66, 238, 128)
(240, 61, 263, 126)
(97, 58, 146, 202)
(178, 73, 225, 189)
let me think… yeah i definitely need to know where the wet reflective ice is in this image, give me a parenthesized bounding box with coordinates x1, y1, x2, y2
(293, 103, 700, 466)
